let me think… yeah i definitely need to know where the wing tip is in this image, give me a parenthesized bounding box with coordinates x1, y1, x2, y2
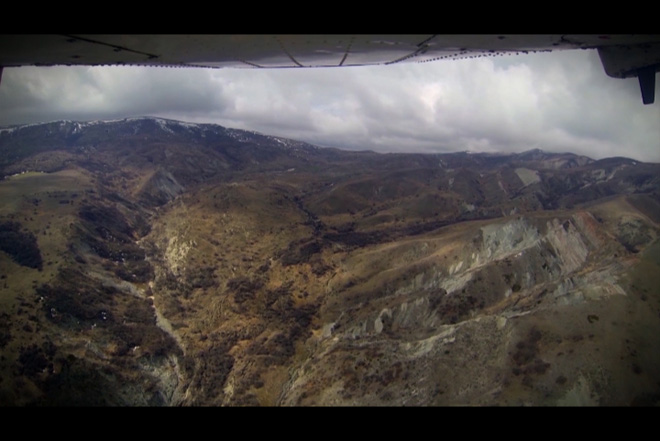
(638, 65, 656, 105)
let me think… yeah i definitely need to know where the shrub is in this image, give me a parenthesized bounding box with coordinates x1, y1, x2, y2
(0, 221, 43, 269)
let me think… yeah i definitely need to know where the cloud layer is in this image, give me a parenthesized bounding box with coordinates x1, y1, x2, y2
(1, 49, 658, 162)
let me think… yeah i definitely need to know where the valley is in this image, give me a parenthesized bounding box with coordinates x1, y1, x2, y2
(0, 118, 659, 406)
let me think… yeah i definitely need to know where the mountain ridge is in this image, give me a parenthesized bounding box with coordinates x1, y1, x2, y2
(4, 116, 645, 169)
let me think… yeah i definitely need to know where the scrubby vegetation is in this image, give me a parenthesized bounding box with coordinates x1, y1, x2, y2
(114, 259, 154, 283)
(510, 327, 551, 382)
(279, 239, 323, 266)
(18, 342, 55, 377)
(227, 275, 264, 304)
(430, 288, 485, 325)
(0, 313, 11, 348)
(0, 221, 43, 269)
(37, 268, 117, 329)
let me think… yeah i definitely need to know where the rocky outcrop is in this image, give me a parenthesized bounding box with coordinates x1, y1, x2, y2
(137, 169, 185, 207)
(277, 208, 656, 405)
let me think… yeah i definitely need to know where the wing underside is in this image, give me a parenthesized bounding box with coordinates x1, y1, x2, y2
(1, 34, 659, 103)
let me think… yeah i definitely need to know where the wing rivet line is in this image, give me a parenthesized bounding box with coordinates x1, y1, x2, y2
(60, 35, 160, 60)
(339, 36, 355, 66)
(273, 36, 303, 67)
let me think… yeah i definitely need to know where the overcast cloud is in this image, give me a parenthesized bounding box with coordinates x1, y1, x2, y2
(0, 49, 658, 162)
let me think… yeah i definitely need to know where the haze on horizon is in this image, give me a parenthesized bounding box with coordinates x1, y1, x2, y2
(0, 49, 658, 163)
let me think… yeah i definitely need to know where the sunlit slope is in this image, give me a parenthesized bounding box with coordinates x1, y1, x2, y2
(277, 199, 659, 405)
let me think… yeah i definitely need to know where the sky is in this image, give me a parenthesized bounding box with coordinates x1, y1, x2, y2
(0, 48, 658, 162)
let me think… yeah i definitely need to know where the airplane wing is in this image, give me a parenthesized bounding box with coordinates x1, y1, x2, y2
(1, 34, 659, 103)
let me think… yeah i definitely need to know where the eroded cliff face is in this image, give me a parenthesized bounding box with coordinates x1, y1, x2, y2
(274, 207, 659, 405)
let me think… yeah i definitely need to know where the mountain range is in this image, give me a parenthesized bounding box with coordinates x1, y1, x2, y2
(0, 117, 659, 406)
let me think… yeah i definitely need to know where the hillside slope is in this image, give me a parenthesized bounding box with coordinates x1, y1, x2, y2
(1, 118, 658, 406)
